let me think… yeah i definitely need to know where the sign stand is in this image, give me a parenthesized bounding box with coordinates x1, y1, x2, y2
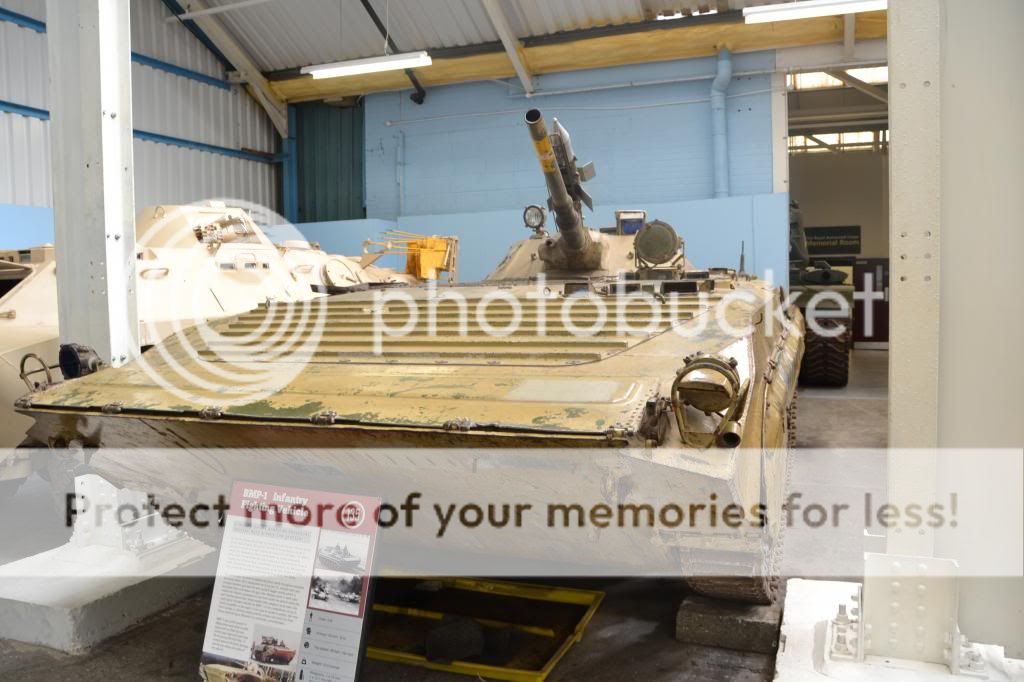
(199, 482, 380, 682)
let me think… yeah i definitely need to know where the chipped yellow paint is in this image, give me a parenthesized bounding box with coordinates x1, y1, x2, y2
(20, 277, 791, 442)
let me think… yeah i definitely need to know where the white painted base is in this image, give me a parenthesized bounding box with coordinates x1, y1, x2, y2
(776, 579, 1024, 681)
(0, 537, 213, 653)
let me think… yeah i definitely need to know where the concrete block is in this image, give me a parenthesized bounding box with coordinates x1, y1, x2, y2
(0, 540, 214, 653)
(675, 593, 784, 654)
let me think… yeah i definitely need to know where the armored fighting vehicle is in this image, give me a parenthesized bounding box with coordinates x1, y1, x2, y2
(250, 636, 296, 665)
(199, 662, 272, 682)
(16, 110, 803, 603)
(318, 543, 362, 572)
(0, 245, 56, 493)
(789, 200, 854, 386)
(0, 205, 440, 501)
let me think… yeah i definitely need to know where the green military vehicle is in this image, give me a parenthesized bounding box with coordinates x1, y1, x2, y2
(789, 201, 854, 387)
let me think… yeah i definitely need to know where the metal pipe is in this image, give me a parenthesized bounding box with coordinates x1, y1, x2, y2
(513, 68, 773, 99)
(383, 88, 772, 127)
(524, 109, 588, 252)
(711, 48, 732, 198)
(396, 130, 406, 216)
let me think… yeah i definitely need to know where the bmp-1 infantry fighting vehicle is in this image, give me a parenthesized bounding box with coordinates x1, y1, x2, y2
(250, 636, 296, 665)
(0, 205, 448, 496)
(16, 110, 803, 604)
(199, 661, 273, 682)
(789, 200, 854, 386)
(1, 204, 418, 444)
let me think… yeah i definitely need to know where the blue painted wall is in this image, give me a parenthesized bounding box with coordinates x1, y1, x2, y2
(288, 51, 786, 284)
(0, 204, 54, 248)
(264, 218, 404, 271)
(396, 194, 789, 282)
(3, 193, 786, 285)
(286, 192, 788, 285)
(264, 218, 396, 257)
(364, 51, 777, 219)
(4, 52, 789, 286)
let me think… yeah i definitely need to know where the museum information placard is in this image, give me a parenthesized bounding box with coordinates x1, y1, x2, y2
(199, 482, 379, 682)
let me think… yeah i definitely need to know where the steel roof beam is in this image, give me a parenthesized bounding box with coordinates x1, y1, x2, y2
(169, 0, 289, 136)
(481, 0, 534, 95)
(805, 134, 839, 151)
(164, 0, 278, 23)
(826, 68, 889, 104)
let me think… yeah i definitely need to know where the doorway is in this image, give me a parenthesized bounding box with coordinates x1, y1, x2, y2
(787, 65, 890, 352)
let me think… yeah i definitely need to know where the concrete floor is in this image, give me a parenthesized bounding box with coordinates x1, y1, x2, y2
(783, 349, 888, 579)
(0, 350, 889, 681)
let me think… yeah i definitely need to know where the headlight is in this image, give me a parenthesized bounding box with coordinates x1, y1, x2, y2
(523, 204, 546, 229)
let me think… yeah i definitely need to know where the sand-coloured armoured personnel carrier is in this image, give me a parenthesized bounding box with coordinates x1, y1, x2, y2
(16, 111, 803, 603)
(0, 204, 445, 500)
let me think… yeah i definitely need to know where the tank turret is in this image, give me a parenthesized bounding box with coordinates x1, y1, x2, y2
(491, 110, 689, 280)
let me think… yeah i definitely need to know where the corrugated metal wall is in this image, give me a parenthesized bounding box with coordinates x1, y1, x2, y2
(296, 102, 365, 222)
(0, 0, 279, 212)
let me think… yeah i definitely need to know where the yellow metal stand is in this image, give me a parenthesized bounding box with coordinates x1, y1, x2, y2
(362, 230, 459, 283)
(367, 578, 604, 682)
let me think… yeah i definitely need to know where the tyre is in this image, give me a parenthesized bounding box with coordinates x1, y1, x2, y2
(799, 315, 851, 387)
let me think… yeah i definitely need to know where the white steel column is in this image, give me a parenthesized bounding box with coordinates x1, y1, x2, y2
(886, 0, 941, 556)
(46, 0, 138, 367)
(888, 0, 1024, 657)
(934, 0, 1024, 657)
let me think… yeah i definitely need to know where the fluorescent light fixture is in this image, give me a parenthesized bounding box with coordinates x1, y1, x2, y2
(301, 51, 432, 79)
(743, 0, 886, 24)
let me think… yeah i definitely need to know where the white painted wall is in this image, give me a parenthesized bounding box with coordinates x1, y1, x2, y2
(790, 150, 889, 258)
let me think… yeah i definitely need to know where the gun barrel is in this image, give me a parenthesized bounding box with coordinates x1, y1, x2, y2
(525, 109, 589, 252)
